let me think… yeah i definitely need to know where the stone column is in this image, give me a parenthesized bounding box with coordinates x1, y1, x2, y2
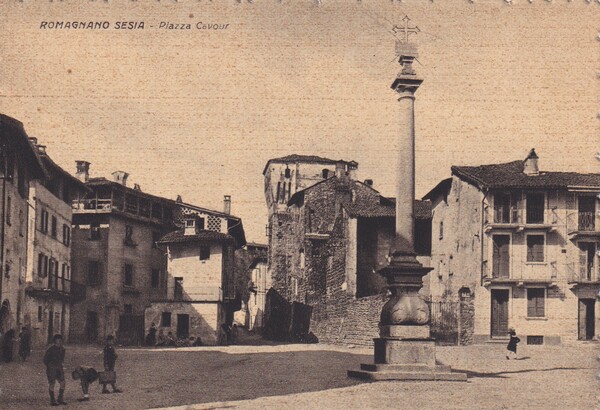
(348, 41, 466, 381)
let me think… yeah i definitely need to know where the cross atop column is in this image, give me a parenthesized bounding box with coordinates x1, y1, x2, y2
(392, 16, 420, 44)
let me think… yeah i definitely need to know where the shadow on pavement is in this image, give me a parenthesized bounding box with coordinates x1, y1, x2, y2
(1, 348, 372, 410)
(452, 366, 587, 379)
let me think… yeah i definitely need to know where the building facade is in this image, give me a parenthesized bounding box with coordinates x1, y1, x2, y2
(0, 115, 47, 338)
(24, 146, 87, 347)
(146, 213, 245, 345)
(70, 163, 246, 345)
(264, 155, 431, 345)
(424, 150, 600, 344)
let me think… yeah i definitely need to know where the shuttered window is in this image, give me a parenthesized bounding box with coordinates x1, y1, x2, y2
(527, 288, 545, 317)
(526, 235, 544, 262)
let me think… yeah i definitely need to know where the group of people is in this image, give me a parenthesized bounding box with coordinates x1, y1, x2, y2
(43, 334, 123, 406)
(145, 323, 203, 347)
(1, 326, 32, 363)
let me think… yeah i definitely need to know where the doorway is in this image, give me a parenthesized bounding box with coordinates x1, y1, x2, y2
(491, 289, 509, 338)
(176, 314, 189, 339)
(86, 311, 98, 343)
(578, 299, 595, 340)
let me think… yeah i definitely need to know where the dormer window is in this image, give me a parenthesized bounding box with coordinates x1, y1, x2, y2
(185, 220, 194, 228)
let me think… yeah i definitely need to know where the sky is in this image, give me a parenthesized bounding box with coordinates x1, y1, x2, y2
(0, 0, 598, 242)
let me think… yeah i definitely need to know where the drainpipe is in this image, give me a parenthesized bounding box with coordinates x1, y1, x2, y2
(480, 188, 489, 287)
(0, 144, 6, 305)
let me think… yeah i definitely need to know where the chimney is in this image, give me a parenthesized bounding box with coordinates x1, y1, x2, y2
(28, 137, 38, 146)
(133, 183, 141, 191)
(176, 195, 183, 203)
(223, 195, 231, 215)
(37, 145, 46, 154)
(523, 148, 539, 176)
(112, 171, 129, 186)
(364, 179, 373, 187)
(75, 161, 90, 183)
(335, 161, 345, 178)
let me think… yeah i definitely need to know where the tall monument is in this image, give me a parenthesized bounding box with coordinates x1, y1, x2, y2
(348, 17, 466, 381)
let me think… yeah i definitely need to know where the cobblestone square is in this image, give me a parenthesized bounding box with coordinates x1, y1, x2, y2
(0, 342, 597, 409)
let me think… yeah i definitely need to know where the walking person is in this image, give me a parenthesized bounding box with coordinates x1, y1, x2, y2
(101, 335, 123, 394)
(18, 326, 31, 362)
(43, 334, 67, 406)
(506, 329, 520, 360)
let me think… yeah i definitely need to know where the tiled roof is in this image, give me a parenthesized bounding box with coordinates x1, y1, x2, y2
(343, 197, 431, 219)
(288, 176, 432, 219)
(0, 114, 48, 179)
(262, 154, 358, 175)
(157, 229, 233, 245)
(452, 161, 600, 189)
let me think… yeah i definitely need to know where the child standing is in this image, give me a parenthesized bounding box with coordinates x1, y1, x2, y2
(101, 335, 123, 394)
(72, 366, 98, 402)
(506, 329, 520, 360)
(43, 334, 67, 406)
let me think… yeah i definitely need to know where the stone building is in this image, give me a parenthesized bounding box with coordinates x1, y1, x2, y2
(70, 163, 246, 345)
(24, 144, 87, 347)
(233, 242, 268, 330)
(0, 115, 47, 338)
(146, 213, 246, 345)
(264, 155, 431, 345)
(424, 149, 600, 344)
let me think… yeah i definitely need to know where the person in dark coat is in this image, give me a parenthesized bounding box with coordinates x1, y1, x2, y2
(18, 326, 31, 361)
(2, 327, 15, 363)
(145, 322, 157, 346)
(101, 335, 122, 394)
(44, 334, 67, 406)
(506, 329, 520, 360)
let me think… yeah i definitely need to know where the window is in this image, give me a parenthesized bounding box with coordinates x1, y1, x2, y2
(51, 216, 57, 238)
(48, 258, 55, 281)
(90, 222, 100, 240)
(37, 253, 49, 277)
(185, 219, 194, 228)
(37, 306, 43, 322)
(494, 193, 513, 223)
(284, 167, 291, 178)
(174, 277, 183, 300)
(124, 225, 135, 246)
(124, 304, 133, 315)
(151, 269, 160, 288)
(322, 169, 329, 179)
(439, 221, 444, 240)
(88, 261, 101, 286)
(200, 246, 210, 261)
(40, 209, 49, 233)
(62, 224, 70, 246)
(5, 196, 11, 225)
(300, 249, 305, 269)
(18, 210, 23, 236)
(124, 264, 134, 287)
(526, 193, 545, 224)
(527, 288, 545, 318)
(161, 312, 171, 327)
(61, 263, 67, 280)
(526, 235, 545, 262)
(197, 218, 205, 230)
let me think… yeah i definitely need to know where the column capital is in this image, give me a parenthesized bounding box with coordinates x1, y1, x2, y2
(391, 77, 423, 96)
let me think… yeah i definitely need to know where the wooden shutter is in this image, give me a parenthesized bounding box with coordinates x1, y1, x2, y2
(578, 243, 588, 279)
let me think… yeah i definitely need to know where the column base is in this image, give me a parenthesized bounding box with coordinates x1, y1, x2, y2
(347, 337, 467, 382)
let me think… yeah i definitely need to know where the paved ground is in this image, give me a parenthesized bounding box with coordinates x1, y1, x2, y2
(0, 341, 597, 409)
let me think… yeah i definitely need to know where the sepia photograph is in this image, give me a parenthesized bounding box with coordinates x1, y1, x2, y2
(0, 0, 598, 408)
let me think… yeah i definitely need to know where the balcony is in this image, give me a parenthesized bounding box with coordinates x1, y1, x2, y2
(567, 212, 599, 237)
(567, 262, 599, 285)
(485, 207, 558, 233)
(25, 275, 86, 302)
(482, 260, 558, 287)
(72, 193, 171, 224)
